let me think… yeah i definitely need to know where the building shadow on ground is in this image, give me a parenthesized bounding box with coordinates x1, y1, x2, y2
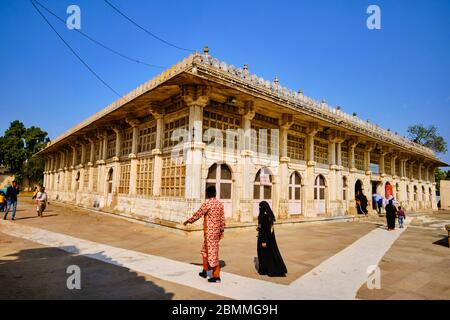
(0, 246, 174, 300)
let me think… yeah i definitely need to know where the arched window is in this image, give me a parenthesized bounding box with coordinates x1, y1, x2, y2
(343, 176, 348, 201)
(429, 187, 432, 202)
(406, 185, 410, 200)
(289, 172, 301, 201)
(421, 186, 426, 202)
(314, 175, 326, 200)
(414, 186, 418, 201)
(207, 163, 232, 200)
(107, 168, 114, 194)
(254, 168, 272, 200)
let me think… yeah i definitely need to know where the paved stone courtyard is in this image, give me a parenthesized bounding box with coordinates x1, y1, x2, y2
(0, 196, 449, 300)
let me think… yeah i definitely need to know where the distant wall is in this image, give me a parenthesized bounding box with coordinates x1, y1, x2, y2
(440, 180, 450, 210)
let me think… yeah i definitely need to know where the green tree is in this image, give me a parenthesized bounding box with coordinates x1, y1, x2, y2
(0, 120, 50, 184)
(407, 124, 448, 154)
(434, 167, 449, 193)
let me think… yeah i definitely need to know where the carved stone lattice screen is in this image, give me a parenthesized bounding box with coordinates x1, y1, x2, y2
(341, 141, 349, 168)
(287, 134, 305, 161)
(118, 162, 131, 195)
(106, 135, 116, 159)
(161, 156, 185, 198)
(355, 146, 365, 171)
(314, 139, 329, 165)
(163, 116, 189, 149)
(136, 157, 154, 197)
(203, 109, 241, 151)
(121, 128, 133, 157)
(138, 122, 157, 153)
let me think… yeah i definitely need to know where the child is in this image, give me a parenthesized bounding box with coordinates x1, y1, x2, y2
(35, 186, 48, 217)
(397, 206, 406, 228)
(0, 191, 5, 212)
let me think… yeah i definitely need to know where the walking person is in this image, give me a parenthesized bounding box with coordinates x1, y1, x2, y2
(372, 192, 383, 214)
(183, 186, 225, 283)
(257, 201, 287, 277)
(356, 191, 369, 215)
(36, 186, 48, 217)
(385, 199, 397, 231)
(3, 181, 20, 221)
(397, 206, 406, 228)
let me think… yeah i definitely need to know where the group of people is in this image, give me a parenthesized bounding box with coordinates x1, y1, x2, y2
(1, 181, 48, 221)
(385, 200, 406, 230)
(184, 186, 287, 283)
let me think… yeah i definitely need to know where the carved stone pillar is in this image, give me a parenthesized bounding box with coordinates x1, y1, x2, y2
(305, 123, 319, 217)
(278, 114, 293, 219)
(150, 105, 164, 197)
(239, 101, 255, 222)
(182, 85, 209, 217)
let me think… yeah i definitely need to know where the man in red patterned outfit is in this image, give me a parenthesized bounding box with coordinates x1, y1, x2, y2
(184, 186, 225, 283)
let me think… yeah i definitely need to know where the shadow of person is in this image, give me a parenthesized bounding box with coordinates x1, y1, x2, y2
(14, 214, 58, 221)
(253, 257, 259, 272)
(0, 246, 174, 300)
(190, 260, 227, 269)
(432, 235, 449, 248)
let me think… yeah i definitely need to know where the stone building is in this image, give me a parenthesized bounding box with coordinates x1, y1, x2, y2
(37, 49, 447, 228)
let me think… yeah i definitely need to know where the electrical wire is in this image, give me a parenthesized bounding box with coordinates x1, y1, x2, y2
(30, 0, 122, 97)
(103, 0, 195, 53)
(32, 0, 165, 69)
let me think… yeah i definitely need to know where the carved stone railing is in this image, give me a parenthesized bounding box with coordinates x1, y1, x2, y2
(194, 53, 438, 160)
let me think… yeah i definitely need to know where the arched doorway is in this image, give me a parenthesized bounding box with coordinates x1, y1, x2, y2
(413, 185, 418, 210)
(75, 171, 80, 192)
(355, 180, 363, 197)
(207, 163, 232, 218)
(314, 175, 326, 215)
(288, 172, 302, 215)
(342, 176, 348, 213)
(107, 168, 114, 194)
(253, 168, 272, 217)
(421, 186, 426, 209)
(429, 187, 433, 207)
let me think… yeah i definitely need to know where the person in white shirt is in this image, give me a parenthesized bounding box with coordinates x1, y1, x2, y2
(36, 186, 48, 217)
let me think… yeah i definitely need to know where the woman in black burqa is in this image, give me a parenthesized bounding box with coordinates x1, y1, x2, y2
(257, 201, 287, 277)
(385, 199, 397, 230)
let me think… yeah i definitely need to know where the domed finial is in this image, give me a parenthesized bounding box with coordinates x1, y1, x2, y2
(203, 46, 209, 55)
(298, 89, 303, 95)
(274, 76, 279, 84)
(243, 64, 248, 76)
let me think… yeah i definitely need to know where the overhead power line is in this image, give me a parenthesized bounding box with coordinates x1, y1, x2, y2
(32, 0, 165, 69)
(30, 0, 122, 97)
(103, 0, 195, 53)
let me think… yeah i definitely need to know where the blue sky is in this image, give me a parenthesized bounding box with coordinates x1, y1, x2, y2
(0, 0, 449, 166)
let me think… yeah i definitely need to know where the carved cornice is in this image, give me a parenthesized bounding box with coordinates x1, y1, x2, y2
(181, 85, 210, 107)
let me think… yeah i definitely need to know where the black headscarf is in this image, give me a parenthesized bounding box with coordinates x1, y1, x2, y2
(259, 201, 275, 223)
